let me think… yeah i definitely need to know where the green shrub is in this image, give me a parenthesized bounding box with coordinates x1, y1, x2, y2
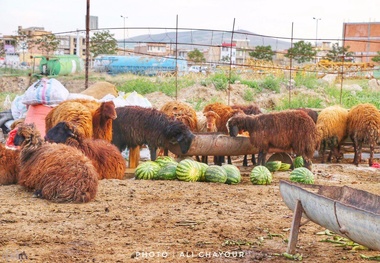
(260, 75, 280, 93)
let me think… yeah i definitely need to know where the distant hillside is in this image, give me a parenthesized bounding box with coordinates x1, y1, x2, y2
(120, 29, 291, 51)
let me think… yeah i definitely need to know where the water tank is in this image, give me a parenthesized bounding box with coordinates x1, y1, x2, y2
(39, 55, 84, 76)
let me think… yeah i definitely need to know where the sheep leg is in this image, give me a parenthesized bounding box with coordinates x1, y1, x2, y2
(227, 156, 232, 164)
(201, 156, 208, 164)
(243, 155, 248, 166)
(352, 137, 360, 166)
(150, 147, 158, 161)
(257, 151, 266, 166)
(129, 146, 141, 168)
(369, 142, 375, 167)
(251, 154, 256, 165)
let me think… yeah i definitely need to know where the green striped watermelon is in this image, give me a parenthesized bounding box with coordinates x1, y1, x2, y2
(197, 162, 209, 182)
(176, 159, 202, 182)
(154, 156, 177, 167)
(293, 156, 304, 168)
(265, 161, 282, 172)
(204, 165, 228, 183)
(135, 161, 161, 180)
(278, 163, 292, 171)
(250, 166, 272, 185)
(154, 163, 178, 180)
(290, 167, 315, 184)
(222, 164, 241, 185)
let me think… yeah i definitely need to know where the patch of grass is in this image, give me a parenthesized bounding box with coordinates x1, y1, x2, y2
(242, 89, 255, 102)
(275, 93, 324, 110)
(294, 72, 319, 89)
(240, 79, 261, 91)
(260, 75, 281, 93)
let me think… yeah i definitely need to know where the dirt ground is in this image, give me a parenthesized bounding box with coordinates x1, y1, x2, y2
(1, 154, 380, 262)
(1, 77, 380, 262)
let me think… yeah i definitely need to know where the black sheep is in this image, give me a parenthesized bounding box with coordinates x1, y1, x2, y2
(112, 106, 195, 162)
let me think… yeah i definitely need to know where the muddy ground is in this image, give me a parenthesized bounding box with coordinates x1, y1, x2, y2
(1, 155, 380, 263)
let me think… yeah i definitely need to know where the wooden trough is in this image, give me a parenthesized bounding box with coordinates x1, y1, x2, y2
(280, 180, 380, 253)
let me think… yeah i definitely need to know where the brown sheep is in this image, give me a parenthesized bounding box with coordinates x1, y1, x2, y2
(347, 103, 380, 166)
(0, 144, 20, 185)
(14, 123, 98, 203)
(296, 108, 318, 123)
(316, 105, 348, 163)
(227, 110, 319, 170)
(45, 121, 126, 180)
(45, 99, 116, 143)
(160, 101, 198, 132)
(203, 102, 244, 165)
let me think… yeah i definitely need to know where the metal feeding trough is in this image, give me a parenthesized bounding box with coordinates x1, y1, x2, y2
(167, 133, 285, 156)
(280, 180, 380, 253)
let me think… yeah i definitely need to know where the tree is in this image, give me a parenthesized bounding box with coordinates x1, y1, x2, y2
(372, 51, 380, 63)
(324, 43, 354, 62)
(0, 41, 5, 57)
(187, 48, 205, 63)
(90, 30, 118, 58)
(33, 34, 60, 56)
(249, 45, 275, 61)
(285, 40, 316, 63)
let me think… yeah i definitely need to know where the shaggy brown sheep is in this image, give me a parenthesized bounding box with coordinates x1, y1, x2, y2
(227, 110, 319, 170)
(316, 105, 348, 163)
(0, 144, 20, 185)
(14, 123, 98, 203)
(296, 108, 318, 123)
(45, 121, 126, 180)
(347, 103, 380, 166)
(160, 101, 198, 132)
(112, 106, 195, 166)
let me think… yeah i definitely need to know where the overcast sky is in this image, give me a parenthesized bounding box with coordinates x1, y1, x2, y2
(1, 0, 378, 42)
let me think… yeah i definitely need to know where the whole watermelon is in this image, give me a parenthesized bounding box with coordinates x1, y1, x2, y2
(197, 162, 209, 182)
(250, 165, 272, 185)
(154, 163, 178, 180)
(176, 159, 202, 182)
(204, 165, 228, 183)
(135, 161, 161, 180)
(265, 161, 282, 172)
(293, 156, 304, 168)
(290, 167, 315, 184)
(154, 156, 177, 167)
(222, 164, 241, 185)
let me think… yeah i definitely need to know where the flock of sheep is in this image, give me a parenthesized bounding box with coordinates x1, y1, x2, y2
(1, 83, 380, 204)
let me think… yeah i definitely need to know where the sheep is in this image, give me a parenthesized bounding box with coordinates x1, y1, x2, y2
(203, 102, 245, 165)
(227, 110, 319, 170)
(0, 144, 20, 185)
(14, 123, 98, 203)
(160, 101, 198, 132)
(45, 99, 116, 142)
(112, 106, 195, 165)
(347, 103, 380, 166)
(316, 105, 348, 163)
(296, 108, 318, 123)
(45, 121, 126, 180)
(231, 103, 263, 166)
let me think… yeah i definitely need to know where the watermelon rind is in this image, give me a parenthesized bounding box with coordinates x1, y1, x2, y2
(265, 161, 282, 172)
(154, 163, 178, 180)
(250, 165, 273, 185)
(135, 161, 161, 180)
(176, 159, 202, 182)
(290, 167, 315, 184)
(222, 164, 241, 185)
(278, 163, 292, 171)
(204, 165, 228, 183)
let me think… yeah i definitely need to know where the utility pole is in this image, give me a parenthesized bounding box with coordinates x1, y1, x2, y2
(313, 17, 321, 48)
(120, 15, 128, 55)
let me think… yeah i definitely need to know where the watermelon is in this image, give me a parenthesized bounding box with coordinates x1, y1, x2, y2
(204, 165, 228, 183)
(293, 156, 304, 168)
(176, 159, 202, 182)
(154, 163, 178, 180)
(135, 161, 161, 180)
(250, 165, 273, 185)
(197, 162, 209, 182)
(290, 167, 315, 184)
(265, 161, 282, 172)
(278, 163, 291, 171)
(154, 156, 177, 167)
(222, 164, 241, 185)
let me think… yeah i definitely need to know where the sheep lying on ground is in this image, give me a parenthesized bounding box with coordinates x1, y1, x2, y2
(0, 144, 20, 185)
(45, 121, 126, 180)
(227, 110, 319, 170)
(316, 105, 348, 163)
(112, 106, 195, 165)
(347, 103, 380, 166)
(14, 123, 98, 203)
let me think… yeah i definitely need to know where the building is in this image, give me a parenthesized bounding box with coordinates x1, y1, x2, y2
(343, 22, 380, 63)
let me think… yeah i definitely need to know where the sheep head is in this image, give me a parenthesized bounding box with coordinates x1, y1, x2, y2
(14, 123, 43, 148)
(45, 121, 78, 144)
(165, 119, 195, 154)
(99, 101, 117, 120)
(204, 111, 220, 132)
